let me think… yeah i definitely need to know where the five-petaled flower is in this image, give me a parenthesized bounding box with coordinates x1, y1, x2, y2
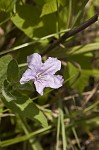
(20, 53, 64, 95)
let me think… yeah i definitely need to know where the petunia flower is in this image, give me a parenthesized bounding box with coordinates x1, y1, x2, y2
(20, 53, 64, 95)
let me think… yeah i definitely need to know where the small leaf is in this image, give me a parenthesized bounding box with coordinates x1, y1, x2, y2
(40, 0, 57, 17)
(7, 59, 19, 83)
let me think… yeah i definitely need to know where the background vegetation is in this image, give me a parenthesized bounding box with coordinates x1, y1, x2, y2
(0, 0, 99, 149)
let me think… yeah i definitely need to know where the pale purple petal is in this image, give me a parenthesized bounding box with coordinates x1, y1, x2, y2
(27, 53, 43, 72)
(42, 57, 61, 75)
(20, 69, 35, 84)
(34, 81, 45, 96)
(34, 75, 54, 95)
(20, 53, 64, 95)
(34, 74, 64, 95)
(44, 75, 64, 89)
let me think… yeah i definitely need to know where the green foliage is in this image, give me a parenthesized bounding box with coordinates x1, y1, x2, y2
(40, 0, 57, 17)
(11, 3, 58, 39)
(57, 99, 67, 150)
(0, 0, 15, 24)
(68, 43, 99, 55)
(72, 0, 90, 25)
(67, 54, 92, 93)
(0, 0, 99, 149)
(0, 55, 12, 94)
(59, 0, 66, 6)
(0, 12, 10, 25)
(7, 59, 19, 83)
(2, 79, 48, 128)
(33, 0, 45, 6)
(1, 59, 48, 128)
(0, 0, 14, 12)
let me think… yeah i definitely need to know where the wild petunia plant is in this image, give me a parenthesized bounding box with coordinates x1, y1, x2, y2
(20, 53, 64, 95)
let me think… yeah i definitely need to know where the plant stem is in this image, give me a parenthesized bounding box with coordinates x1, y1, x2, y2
(42, 14, 98, 56)
(19, 115, 43, 150)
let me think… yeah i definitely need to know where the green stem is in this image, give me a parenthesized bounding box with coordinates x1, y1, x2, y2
(56, 0, 60, 38)
(18, 115, 43, 150)
(66, 0, 72, 28)
(59, 99, 67, 150)
(56, 105, 61, 150)
(0, 29, 69, 56)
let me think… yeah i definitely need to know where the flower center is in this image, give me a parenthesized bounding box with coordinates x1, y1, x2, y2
(36, 72, 43, 80)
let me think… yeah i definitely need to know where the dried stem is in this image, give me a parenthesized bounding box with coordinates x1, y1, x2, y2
(83, 83, 99, 107)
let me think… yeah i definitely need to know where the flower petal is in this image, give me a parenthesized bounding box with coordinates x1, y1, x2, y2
(45, 75, 64, 89)
(42, 57, 61, 75)
(34, 81, 45, 96)
(20, 69, 35, 84)
(27, 53, 43, 72)
(34, 74, 64, 95)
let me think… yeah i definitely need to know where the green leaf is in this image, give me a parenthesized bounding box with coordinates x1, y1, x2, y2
(67, 54, 92, 93)
(0, 55, 12, 94)
(33, 0, 45, 6)
(68, 43, 99, 55)
(15, 83, 34, 93)
(0, 11, 10, 25)
(67, 62, 80, 85)
(71, 70, 91, 93)
(2, 80, 15, 102)
(58, 0, 66, 6)
(0, 0, 14, 12)
(92, 69, 99, 78)
(11, 3, 57, 39)
(7, 59, 19, 83)
(2, 82, 48, 127)
(40, 0, 57, 17)
(0, 0, 15, 24)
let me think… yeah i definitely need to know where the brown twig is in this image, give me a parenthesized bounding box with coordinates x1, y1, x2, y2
(64, 89, 99, 101)
(41, 14, 98, 56)
(42, 89, 99, 108)
(83, 83, 99, 107)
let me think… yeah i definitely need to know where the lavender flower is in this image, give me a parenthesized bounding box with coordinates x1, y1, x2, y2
(20, 53, 64, 95)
